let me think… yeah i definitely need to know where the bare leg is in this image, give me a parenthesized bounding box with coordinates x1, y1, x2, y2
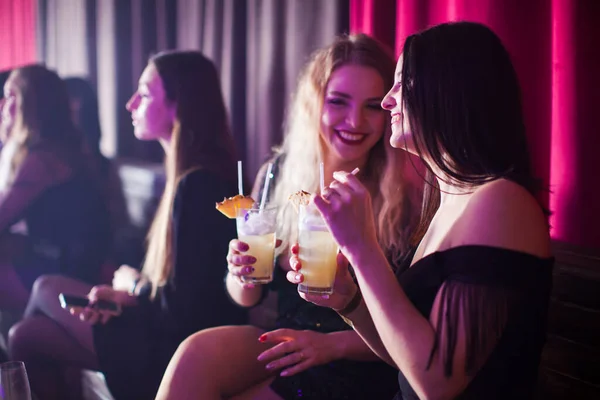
(156, 325, 283, 400)
(0, 263, 30, 312)
(10, 275, 100, 400)
(9, 316, 99, 400)
(23, 275, 96, 352)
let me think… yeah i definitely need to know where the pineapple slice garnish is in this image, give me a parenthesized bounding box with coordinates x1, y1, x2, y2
(215, 195, 256, 219)
(288, 190, 311, 213)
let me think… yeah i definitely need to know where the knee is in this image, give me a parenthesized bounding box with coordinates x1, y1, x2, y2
(175, 331, 207, 360)
(174, 325, 260, 366)
(30, 274, 64, 302)
(7, 320, 32, 358)
(173, 327, 228, 367)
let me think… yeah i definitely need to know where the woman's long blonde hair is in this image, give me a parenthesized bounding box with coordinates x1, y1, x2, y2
(3, 65, 83, 184)
(140, 51, 238, 297)
(270, 34, 422, 263)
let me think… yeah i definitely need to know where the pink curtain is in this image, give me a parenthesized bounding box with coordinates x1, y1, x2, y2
(350, 0, 600, 249)
(0, 0, 37, 70)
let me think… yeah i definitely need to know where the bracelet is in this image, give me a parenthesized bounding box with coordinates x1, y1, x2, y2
(337, 288, 362, 316)
(130, 278, 141, 295)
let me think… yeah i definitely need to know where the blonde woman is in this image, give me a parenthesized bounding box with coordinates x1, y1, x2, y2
(8, 51, 247, 400)
(156, 34, 422, 400)
(0, 65, 110, 312)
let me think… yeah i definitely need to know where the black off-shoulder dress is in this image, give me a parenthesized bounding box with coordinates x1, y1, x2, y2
(394, 246, 554, 400)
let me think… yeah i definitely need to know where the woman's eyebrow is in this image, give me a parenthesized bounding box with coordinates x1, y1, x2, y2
(328, 91, 351, 99)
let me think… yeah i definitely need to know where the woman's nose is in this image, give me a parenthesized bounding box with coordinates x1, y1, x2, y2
(125, 94, 138, 111)
(346, 106, 365, 129)
(381, 89, 396, 111)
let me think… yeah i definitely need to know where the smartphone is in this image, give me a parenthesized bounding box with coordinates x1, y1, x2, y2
(58, 293, 121, 315)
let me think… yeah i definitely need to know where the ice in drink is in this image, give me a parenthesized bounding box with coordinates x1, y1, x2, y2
(236, 207, 277, 284)
(297, 204, 338, 294)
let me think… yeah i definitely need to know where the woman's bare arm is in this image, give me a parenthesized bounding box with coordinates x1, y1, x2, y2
(0, 151, 70, 232)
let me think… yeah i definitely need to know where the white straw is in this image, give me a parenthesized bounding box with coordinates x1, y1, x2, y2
(259, 163, 273, 210)
(351, 167, 360, 175)
(237, 160, 243, 195)
(319, 162, 325, 194)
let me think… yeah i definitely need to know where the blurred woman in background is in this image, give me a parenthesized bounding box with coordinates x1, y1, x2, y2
(0, 65, 110, 313)
(64, 77, 132, 271)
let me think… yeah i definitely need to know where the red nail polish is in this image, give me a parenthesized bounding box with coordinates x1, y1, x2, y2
(258, 334, 267, 342)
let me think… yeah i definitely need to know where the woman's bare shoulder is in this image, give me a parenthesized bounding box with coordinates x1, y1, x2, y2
(453, 179, 551, 257)
(16, 149, 72, 185)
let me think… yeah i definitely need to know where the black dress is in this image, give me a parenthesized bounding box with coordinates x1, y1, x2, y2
(14, 173, 111, 287)
(93, 169, 248, 400)
(394, 246, 554, 400)
(265, 264, 399, 400)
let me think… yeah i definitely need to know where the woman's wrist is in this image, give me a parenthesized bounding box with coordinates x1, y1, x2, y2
(346, 244, 387, 278)
(327, 331, 349, 360)
(335, 287, 364, 330)
(116, 290, 138, 307)
(336, 287, 362, 316)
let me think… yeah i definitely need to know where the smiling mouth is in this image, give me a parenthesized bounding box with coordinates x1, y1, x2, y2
(391, 114, 401, 124)
(335, 130, 367, 145)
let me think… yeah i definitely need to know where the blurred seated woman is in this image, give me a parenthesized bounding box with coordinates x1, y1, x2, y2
(0, 65, 110, 313)
(8, 51, 248, 400)
(290, 22, 554, 400)
(64, 76, 132, 268)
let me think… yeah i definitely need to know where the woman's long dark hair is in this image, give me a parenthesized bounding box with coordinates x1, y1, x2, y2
(141, 50, 238, 296)
(64, 77, 110, 179)
(401, 22, 546, 240)
(6, 65, 85, 181)
(64, 78, 103, 155)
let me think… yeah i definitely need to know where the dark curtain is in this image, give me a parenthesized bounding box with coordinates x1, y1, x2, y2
(350, 0, 600, 249)
(36, 0, 349, 177)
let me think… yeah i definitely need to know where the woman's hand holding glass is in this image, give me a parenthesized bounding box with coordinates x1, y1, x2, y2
(227, 238, 283, 289)
(287, 169, 379, 308)
(313, 170, 380, 268)
(226, 239, 259, 289)
(288, 244, 358, 310)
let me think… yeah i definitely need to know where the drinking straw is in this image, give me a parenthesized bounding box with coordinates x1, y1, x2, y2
(319, 162, 325, 194)
(259, 163, 274, 210)
(237, 160, 243, 195)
